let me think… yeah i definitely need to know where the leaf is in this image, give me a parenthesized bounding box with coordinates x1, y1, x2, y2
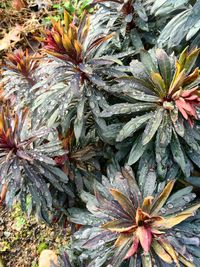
(117, 113, 152, 142)
(68, 208, 99, 226)
(100, 103, 156, 117)
(173, 115, 184, 137)
(152, 240, 173, 264)
(179, 255, 196, 267)
(140, 50, 157, 74)
(141, 253, 152, 267)
(142, 169, 157, 198)
(127, 135, 146, 165)
(136, 226, 152, 252)
(154, 203, 200, 229)
(102, 219, 134, 232)
(151, 180, 175, 215)
(45, 165, 69, 183)
(158, 238, 180, 266)
(115, 233, 132, 247)
(156, 48, 172, 89)
(124, 238, 139, 259)
(109, 189, 135, 218)
(0, 25, 22, 51)
(110, 238, 132, 267)
(83, 230, 117, 249)
(184, 48, 200, 74)
(96, 191, 132, 220)
(142, 108, 164, 145)
(156, 113, 172, 178)
(74, 98, 85, 141)
(170, 131, 187, 175)
(137, 146, 155, 195)
(150, 72, 166, 96)
(168, 68, 185, 96)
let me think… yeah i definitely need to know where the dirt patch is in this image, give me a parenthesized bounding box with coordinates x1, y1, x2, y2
(0, 205, 69, 267)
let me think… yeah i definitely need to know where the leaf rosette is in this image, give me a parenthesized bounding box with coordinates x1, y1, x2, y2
(100, 47, 200, 178)
(68, 166, 200, 267)
(0, 106, 72, 222)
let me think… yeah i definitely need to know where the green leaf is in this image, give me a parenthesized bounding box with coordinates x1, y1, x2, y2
(137, 146, 156, 195)
(156, 113, 172, 178)
(173, 115, 184, 137)
(170, 131, 187, 175)
(37, 242, 48, 254)
(142, 108, 164, 145)
(100, 103, 156, 117)
(156, 48, 172, 89)
(140, 50, 157, 74)
(127, 135, 146, 165)
(142, 253, 152, 267)
(116, 113, 152, 142)
(74, 98, 86, 141)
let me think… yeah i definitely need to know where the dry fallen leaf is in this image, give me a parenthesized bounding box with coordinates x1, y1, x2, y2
(12, 0, 27, 11)
(0, 25, 23, 51)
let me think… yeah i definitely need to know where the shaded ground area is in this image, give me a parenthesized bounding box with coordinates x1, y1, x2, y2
(0, 205, 69, 267)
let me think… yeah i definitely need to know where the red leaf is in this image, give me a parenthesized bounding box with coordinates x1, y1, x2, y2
(185, 95, 198, 101)
(175, 99, 188, 120)
(181, 87, 198, 97)
(124, 237, 139, 260)
(136, 226, 152, 252)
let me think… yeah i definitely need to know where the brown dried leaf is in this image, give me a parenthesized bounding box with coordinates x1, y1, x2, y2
(0, 25, 23, 51)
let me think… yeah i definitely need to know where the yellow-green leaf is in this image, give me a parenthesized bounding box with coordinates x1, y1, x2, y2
(114, 233, 132, 247)
(179, 255, 195, 267)
(152, 240, 173, 264)
(158, 238, 180, 267)
(109, 188, 135, 218)
(184, 48, 200, 74)
(62, 33, 72, 51)
(169, 68, 185, 95)
(64, 10, 71, 30)
(153, 203, 200, 229)
(151, 72, 166, 96)
(142, 196, 154, 213)
(102, 219, 135, 233)
(151, 180, 175, 215)
(178, 46, 188, 70)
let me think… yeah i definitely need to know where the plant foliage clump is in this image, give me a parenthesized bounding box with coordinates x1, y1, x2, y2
(102, 47, 200, 179)
(1, 0, 200, 266)
(69, 166, 200, 266)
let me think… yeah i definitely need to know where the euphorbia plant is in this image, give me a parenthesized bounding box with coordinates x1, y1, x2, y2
(100, 47, 200, 178)
(68, 166, 200, 266)
(0, 105, 72, 222)
(39, 10, 114, 88)
(2, 49, 39, 108)
(31, 11, 120, 138)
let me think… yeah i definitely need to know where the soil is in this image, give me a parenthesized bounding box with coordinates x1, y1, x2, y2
(0, 205, 70, 267)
